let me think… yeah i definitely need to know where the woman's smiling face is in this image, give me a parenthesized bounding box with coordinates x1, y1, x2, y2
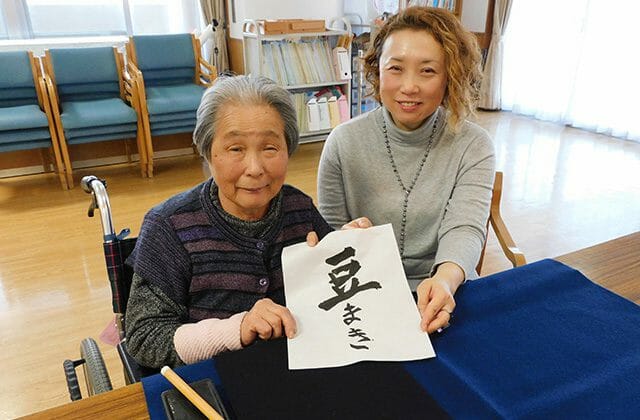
(208, 103, 289, 221)
(378, 29, 448, 131)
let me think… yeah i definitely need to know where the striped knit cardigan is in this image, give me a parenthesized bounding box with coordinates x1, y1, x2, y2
(128, 179, 333, 321)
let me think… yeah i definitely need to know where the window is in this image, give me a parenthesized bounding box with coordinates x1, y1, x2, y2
(0, 8, 8, 39)
(502, 0, 640, 142)
(129, 0, 202, 35)
(24, 0, 127, 37)
(0, 0, 203, 39)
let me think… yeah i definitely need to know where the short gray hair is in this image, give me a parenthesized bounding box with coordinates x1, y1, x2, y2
(193, 75, 299, 161)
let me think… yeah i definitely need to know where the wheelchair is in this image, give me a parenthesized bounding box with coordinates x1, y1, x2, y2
(63, 175, 156, 401)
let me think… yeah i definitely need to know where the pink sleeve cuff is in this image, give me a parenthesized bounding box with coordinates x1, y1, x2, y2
(173, 312, 246, 364)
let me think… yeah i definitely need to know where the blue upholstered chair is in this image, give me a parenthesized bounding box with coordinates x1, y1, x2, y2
(0, 51, 67, 189)
(42, 46, 147, 188)
(126, 33, 216, 176)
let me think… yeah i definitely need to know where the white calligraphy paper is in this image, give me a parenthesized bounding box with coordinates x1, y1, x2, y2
(282, 224, 435, 370)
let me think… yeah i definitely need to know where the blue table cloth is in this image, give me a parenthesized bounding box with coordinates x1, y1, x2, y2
(141, 359, 225, 419)
(406, 259, 640, 419)
(141, 259, 640, 419)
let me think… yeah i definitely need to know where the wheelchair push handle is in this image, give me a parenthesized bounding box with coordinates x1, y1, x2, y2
(81, 175, 117, 242)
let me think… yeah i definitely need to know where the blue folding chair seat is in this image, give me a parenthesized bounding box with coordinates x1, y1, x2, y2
(0, 51, 67, 188)
(0, 104, 49, 130)
(148, 111, 196, 123)
(43, 46, 147, 188)
(61, 98, 138, 130)
(126, 33, 216, 176)
(0, 130, 53, 152)
(145, 84, 206, 116)
(65, 123, 139, 139)
(0, 87, 40, 107)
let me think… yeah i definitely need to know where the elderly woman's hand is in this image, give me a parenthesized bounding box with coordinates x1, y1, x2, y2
(240, 298, 297, 347)
(416, 262, 464, 333)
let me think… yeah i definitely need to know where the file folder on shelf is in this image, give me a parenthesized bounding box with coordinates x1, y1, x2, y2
(337, 95, 349, 123)
(328, 96, 340, 128)
(317, 97, 331, 130)
(307, 97, 320, 132)
(333, 47, 351, 81)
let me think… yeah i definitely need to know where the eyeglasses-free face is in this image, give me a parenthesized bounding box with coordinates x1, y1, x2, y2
(208, 104, 289, 221)
(378, 29, 448, 131)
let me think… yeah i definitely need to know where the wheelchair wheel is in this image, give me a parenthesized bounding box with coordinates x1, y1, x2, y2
(80, 338, 113, 396)
(63, 359, 82, 401)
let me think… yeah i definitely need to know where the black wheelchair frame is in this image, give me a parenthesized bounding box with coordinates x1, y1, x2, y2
(63, 175, 155, 401)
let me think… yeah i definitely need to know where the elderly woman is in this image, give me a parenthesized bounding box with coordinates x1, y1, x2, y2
(125, 75, 335, 368)
(318, 7, 496, 334)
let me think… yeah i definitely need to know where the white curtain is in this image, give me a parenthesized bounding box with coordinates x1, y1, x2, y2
(478, 0, 513, 110)
(501, 0, 640, 142)
(200, 0, 229, 72)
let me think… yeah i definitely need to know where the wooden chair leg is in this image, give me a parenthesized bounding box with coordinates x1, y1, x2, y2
(57, 134, 74, 189)
(48, 140, 69, 190)
(65, 167, 74, 189)
(143, 127, 154, 178)
(144, 133, 153, 178)
(45, 147, 69, 190)
(124, 139, 132, 163)
(138, 104, 153, 178)
(57, 136, 74, 189)
(135, 129, 147, 178)
(39, 148, 52, 172)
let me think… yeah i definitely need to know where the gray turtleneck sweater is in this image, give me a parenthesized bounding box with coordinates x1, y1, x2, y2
(318, 106, 495, 290)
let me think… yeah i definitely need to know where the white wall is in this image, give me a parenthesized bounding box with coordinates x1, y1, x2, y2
(229, 0, 344, 38)
(461, 0, 490, 33)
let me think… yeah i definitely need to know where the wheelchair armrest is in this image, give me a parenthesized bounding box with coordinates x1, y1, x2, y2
(117, 340, 159, 384)
(117, 341, 142, 384)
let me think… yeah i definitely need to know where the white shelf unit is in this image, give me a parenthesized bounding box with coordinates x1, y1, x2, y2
(242, 18, 352, 143)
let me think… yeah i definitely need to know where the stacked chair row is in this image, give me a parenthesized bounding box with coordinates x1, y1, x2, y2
(0, 33, 216, 189)
(0, 51, 68, 188)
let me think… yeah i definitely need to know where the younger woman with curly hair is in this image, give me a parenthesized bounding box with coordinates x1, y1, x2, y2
(318, 6, 495, 334)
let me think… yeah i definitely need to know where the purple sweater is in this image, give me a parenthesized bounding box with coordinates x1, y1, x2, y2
(125, 179, 332, 367)
(130, 178, 332, 318)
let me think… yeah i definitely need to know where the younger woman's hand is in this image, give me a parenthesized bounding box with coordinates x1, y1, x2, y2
(416, 278, 455, 333)
(341, 216, 372, 230)
(416, 262, 464, 333)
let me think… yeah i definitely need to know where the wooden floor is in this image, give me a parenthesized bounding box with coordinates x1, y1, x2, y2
(1, 111, 639, 418)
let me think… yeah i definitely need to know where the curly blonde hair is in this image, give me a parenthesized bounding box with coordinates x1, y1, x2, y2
(363, 7, 482, 129)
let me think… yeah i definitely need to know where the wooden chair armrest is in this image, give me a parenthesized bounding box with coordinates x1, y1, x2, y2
(126, 62, 147, 101)
(197, 57, 217, 87)
(36, 77, 48, 112)
(42, 74, 61, 114)
(476, 171, 526, 274)
(37, 76, 59, 134)
(489, 207, 526, 268)
(199, 57, 216, 73)
(122, 68, 138, 108)
(126, 61, 143, 83)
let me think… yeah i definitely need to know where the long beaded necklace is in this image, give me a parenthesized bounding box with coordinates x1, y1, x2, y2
(382, 111, 439, 256)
